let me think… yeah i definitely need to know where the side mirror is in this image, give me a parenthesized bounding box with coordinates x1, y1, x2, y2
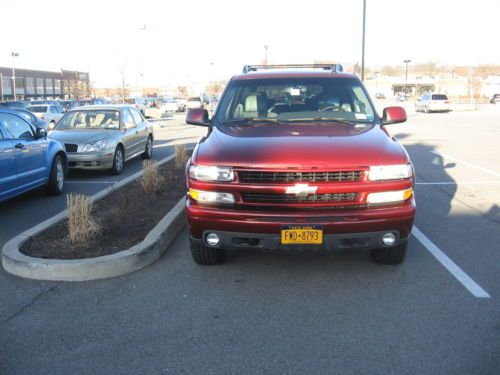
(36, 127, 47, 139)
(382, 106, 407, 125)
(48, 122, 56, 130)
(186, 108, 210, 126)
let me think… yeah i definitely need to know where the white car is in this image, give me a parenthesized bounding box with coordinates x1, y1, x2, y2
(186, 97, 203, 110)
(26, 104, 65, 129)
(415, 93, 450, 113)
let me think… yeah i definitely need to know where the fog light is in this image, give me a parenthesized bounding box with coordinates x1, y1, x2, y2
(206, 233, 220, 246)
(382, 232, 397, 246)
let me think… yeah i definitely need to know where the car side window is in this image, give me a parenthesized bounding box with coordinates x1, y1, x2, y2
(130, 108, 144, 124)
(0, 113, 34, 140)
(0, 128, 4, 140)
(122, 109, 135, 128)
(50, 106, 58, 114)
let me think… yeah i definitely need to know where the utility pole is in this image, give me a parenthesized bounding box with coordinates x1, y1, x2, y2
(404, 59, 411, 100)
(135, 24, 147, 97)
(11, 52, 19, 101)
(361, 0, 366, 81)
(264, 45, 269, 65)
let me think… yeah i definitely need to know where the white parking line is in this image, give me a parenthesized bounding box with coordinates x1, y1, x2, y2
(412, 226, 491, 298)
(416, 181, 500, 185)
(430, 151, 500, 178)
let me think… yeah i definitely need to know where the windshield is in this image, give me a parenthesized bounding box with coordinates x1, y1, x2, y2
(27, 106, 48, 113)
(55, 110, 120, 130)
(432, 94, 448, 100)
(215, 77, 376, 125)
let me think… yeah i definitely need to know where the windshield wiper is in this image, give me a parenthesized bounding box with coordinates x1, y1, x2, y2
(222, 117, 282, 126)
(286, 117, 365, 125)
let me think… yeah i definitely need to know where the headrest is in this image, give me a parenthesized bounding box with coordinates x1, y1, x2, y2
(245, 92, 267, 112)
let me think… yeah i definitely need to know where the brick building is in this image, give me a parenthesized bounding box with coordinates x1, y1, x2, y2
(0, 67, 90, 100)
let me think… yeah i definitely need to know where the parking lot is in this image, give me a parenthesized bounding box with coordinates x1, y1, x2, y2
(1, 109, 499, 374)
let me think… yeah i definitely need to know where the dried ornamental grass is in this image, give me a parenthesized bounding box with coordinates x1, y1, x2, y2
(67, 193, 100, 246)
(175, 144, 187, 170)
(142, 160, 163, 193)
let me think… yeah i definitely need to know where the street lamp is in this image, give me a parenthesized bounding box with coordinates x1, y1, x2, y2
(264, 45, 269, 65)
(135, 25, 147, 97)
(0, 73, 4, 102)
(404, 59, 411, 100)
(11, 52, 19, 101)
(361, 0, 366, 81)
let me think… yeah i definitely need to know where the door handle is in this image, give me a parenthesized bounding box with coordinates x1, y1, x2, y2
(15, 143, 25, 150)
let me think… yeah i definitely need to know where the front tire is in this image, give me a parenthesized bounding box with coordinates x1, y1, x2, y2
(46, 154, 65, 195)
(371, 243, 407, 265)
(190, 239, 225, 265)
(109, 146, 124, 175)
(141, 136, 153, 159)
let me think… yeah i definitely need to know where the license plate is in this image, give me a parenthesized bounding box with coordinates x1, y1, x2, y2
(281, 225, 323, 245)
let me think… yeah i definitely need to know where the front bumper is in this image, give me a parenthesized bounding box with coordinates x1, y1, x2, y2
(186, 199, 416, 252)
(67, 152, 114, 170)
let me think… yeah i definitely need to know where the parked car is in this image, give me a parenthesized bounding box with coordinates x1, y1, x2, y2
(58, 100, 74, 112)
(162, 99, 184, 113)
(375, 92, 386, 99)
(10, 108, 48, 130)
(0, 100, 29, 110)
(26, 104, 65, 129)
(0, 107, 67, 202)
(186, 97, 203, 110)
(185, 64, 415, 266)
(415, 93, 450, 113)
(124, 98, 147, 116)
(70, 98, 110, 109)
(49, 105, 154, 175)
(489, 94, 500, 104)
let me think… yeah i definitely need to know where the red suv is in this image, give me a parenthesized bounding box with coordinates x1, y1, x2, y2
(185, 64, 415, 265)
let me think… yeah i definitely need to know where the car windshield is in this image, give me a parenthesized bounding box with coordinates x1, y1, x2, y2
(432, 94, 448, 100)
(215, 77, 376, 126)
(55, 110, 120, 130)
(27, 106, 48, 113)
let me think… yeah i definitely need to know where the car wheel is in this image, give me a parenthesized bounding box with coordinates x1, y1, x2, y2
(141, 136, 153, 159)
(110, 146, 124, 175)
(371, 243, 407, 265)
(46, 154, 65, 195)
(190, 238, 225, 265)
(424, 106, 430, 113)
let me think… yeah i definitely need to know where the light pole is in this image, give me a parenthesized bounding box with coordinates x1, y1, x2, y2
(361, 0, 366, 81)
(404, 59, 411, 100)
(264, 45, 269, 65)
(375, 71, 379, 91)
(135, 25, 147, 97)
(0, 73, 4, 102)
(11, 52, 19, 101)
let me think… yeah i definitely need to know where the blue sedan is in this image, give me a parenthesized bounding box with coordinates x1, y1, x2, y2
(0, 107, 67, 203)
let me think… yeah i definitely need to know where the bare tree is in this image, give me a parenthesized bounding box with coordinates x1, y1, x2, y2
(118, 66, 129, 104)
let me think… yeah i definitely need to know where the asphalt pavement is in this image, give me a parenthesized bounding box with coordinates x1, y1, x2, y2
(0, 109, 499, 374)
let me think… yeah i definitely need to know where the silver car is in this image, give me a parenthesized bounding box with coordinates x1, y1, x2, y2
(49, 105, 153, 174)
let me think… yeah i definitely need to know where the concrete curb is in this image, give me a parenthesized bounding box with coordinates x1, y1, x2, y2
(2, 152, 188, 281)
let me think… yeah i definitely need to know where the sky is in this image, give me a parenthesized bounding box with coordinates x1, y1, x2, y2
(0, 0, 498, 88)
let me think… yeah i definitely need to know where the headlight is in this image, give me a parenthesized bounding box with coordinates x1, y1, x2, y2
(368, 164, 412, 181)
(189, 189, 235, 204)
(82, 139, 107, 152)
(367, 189, 413, 204)
(189, 165, 234, 182)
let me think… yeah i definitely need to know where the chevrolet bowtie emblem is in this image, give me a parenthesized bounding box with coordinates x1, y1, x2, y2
(285, 184, 318, 197)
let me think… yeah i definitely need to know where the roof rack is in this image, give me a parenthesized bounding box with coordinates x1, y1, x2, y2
(242, 64, 344, 74)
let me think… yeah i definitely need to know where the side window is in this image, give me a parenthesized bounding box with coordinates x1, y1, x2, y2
(130, 108, 144, 124)
(50, 106, 58, 114)
(0, 128, 4, 140)
(122, 109, 135, 128)
(0, 113, 34, 140)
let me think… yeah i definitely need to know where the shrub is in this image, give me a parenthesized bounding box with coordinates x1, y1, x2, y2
(175, 144, 187, 170)
(67, 193, 100, 246)
(142, 160, 162, 193)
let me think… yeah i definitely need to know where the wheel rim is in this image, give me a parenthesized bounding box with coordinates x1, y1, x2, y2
(147, 138, 152, 156)
(116, 149, 124, 171)
(56, 160, 64, 191)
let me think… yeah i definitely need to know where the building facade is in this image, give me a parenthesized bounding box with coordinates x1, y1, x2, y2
(0, 67, 90, 100)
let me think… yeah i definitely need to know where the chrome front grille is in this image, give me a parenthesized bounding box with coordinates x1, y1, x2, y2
(242, 192, 359, 204)
(64, 144, 78, 153)
(238, 170, 363, 183)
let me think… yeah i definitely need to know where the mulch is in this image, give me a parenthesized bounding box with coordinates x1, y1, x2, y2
(21, 159, 186, 260)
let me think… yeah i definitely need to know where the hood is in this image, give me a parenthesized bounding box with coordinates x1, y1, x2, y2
(194, 123, 408, 169)
(49, 129, 118, 145)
